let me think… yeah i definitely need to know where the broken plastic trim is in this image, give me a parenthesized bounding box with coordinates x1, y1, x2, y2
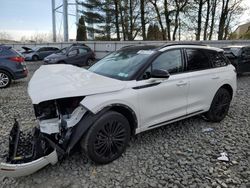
(0, 150, 58, 177)
(0, 120, 59, 177)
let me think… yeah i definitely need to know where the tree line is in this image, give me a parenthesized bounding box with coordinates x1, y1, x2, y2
(76, 0, 246, 41)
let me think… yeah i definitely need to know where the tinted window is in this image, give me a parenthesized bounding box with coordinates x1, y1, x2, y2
(38, 47, 46, 52)
(152, 50, 183, 74)
(186, 49, 211, 71)
(207, 51, 228, 68)
(52, 47, 59, 51)
(46, 47, 54, 51)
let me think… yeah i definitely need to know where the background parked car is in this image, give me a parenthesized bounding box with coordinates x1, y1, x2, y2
(223, 46, 250, 74)
(0, 45, 28, 88)
(22, 46, 59, 61)
(44, 44, 95, 66)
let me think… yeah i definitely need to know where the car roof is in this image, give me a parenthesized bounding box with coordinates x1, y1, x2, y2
(0, 45, 11, 49)
(120, 43, 223, 52)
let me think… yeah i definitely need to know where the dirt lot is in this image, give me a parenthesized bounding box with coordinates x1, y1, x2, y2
(0, 61, 250, 188)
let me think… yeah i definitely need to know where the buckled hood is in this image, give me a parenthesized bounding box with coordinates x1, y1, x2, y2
(28, 65, 125, 104)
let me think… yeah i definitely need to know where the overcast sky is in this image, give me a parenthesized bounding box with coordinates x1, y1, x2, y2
(0, 0, 250, 41)
(0, 0, 77, 40)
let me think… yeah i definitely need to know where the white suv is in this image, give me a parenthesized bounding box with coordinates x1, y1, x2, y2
(0, 44, 236, 177)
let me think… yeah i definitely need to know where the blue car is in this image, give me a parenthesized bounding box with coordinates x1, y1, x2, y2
(0, 45, 28, 88)
(22, 46, 59, 61)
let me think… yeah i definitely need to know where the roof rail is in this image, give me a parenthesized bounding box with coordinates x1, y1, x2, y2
(160, 42, 207, 49)
(120, 45, 136, 49)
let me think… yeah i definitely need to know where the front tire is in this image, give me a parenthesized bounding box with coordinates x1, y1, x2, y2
(32, 55, 39, 61)
(204, 88, 232, 122)
(81, 111, 131, 164)
(0, 70, 11, 88)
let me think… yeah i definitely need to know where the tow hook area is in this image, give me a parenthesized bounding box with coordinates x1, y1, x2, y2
(0, 120, 59, 177)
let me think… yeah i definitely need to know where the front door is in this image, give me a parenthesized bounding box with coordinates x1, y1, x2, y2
(136, 49, 188, 129)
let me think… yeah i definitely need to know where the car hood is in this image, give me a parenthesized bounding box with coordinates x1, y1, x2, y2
(45, 53, 66, 59)
(28, 64, 126, 104)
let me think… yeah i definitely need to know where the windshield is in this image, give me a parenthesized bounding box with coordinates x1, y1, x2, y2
(89, 50, 155, 80)
(223, 47, 241, 57)
(32, 47, 40, 51)
(56, 47, 67, 54)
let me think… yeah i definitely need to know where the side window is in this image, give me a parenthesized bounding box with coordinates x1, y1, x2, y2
(79, 48, 88, 54)
(207, 51, 228, 68)
(68, 49, 78, 56)
(152, 50, 183, 74)
(38, 47, 45, 52)
(186, 49, 211, 71)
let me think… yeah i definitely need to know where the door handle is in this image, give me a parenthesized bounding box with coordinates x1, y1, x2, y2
(176, 81, 187, 86)
(211, 76, 220, 80)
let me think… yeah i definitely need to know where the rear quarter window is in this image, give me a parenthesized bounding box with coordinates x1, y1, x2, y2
(0, 48, 15, 56)
(206, 50, 228, 68)
(185, 49, 211, 71)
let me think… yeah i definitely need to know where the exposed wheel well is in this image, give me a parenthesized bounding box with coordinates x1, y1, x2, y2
(109, 105, 138, 135)
(33, 55, 39, 59)
(220, 84, 233, 99)
(0, 69, 13, 79)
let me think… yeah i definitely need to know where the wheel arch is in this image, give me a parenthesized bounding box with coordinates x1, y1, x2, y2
(220, 84, 233, 99)
(66, 103, 138, 154)
(108, 104, 138, 135)
(0, 68, 14, 79)
(32, 54, 40, 60)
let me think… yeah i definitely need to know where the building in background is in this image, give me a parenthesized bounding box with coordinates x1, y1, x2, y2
(230, 22, 250, 39)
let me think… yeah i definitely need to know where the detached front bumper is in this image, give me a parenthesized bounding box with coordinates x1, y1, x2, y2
(0, 150, 58, 177)
(0, 121, 59, 177)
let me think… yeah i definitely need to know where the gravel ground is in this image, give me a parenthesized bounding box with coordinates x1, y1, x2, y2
(0, 61, 250, 188)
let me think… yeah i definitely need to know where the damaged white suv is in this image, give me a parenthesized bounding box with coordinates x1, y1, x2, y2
(0, 44, 236, 177)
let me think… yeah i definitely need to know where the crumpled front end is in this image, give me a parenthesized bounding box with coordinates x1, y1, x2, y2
(0, 97, 90, 177)
(0, 121, 58, 177)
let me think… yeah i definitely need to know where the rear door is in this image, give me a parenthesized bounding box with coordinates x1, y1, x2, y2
(184, 48, 227, 114)
(66, 48, 79, 65)
(77, 47, 89, 66)
(37, 47, 50, 59)
(136, 49, 189, 129)
(239, 47, 250, 73)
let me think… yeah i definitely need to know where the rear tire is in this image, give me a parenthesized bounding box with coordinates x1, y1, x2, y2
(204, 88, 232, 122)
(81, 111, 131, 164)
(0, 70, 12, 88)
(32, 55, 39, 61)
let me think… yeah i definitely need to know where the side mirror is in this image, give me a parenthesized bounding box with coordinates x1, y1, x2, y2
(151, 69, 170, 79)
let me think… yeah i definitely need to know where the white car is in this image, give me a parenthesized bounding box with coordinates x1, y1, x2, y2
(0, 44, 237, 177)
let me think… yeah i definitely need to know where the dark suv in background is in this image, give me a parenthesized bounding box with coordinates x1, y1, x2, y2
(22, 46, 59, 61)
(0, 45, 28, 88)
(223, 46, 250, 74)
(44, 44, 95, 66)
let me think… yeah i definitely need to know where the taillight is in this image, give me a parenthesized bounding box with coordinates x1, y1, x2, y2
(9, 56, 24, 63)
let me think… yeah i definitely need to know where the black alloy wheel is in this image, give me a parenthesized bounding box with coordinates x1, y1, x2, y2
(205, 88, 231, 122)
(81, 111, 131, 164)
